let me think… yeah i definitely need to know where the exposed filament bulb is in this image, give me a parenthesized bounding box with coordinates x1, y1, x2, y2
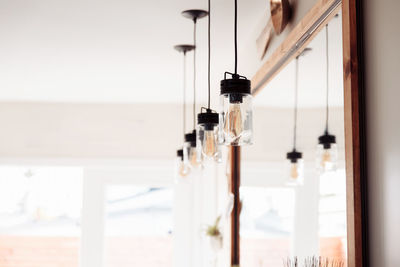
(321, 149, 332, 168)
(203, 130, 217, 158)
(290, 163, 299, 180)
(178, 161, 190, 177)
(189, 148, 201, 168)
(224, 103, 243, 143)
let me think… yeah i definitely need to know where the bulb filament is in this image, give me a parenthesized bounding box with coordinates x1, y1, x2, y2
(203, 130, 217, 158)
(224, 103, 243, 144)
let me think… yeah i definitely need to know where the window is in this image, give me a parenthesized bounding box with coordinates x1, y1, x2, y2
(104, 185, 173, 267)
(240, 186, 295, 267)
(319, 169, 347, 259)
(0, 166, 82, 267)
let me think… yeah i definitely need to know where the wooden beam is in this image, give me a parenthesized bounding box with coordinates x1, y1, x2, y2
(341, 0, 367, 266)
(230, 146, 241, 266)
(251, 0, 341, 96)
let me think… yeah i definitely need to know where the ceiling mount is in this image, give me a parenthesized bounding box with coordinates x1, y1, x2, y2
(174, 44, 195, 53)
(181, 9, 208, 22)
(298, 47, 312, 58)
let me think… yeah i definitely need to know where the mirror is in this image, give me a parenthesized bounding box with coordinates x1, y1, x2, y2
(240, 9, 348, 267)
(241, 12, 346, 266)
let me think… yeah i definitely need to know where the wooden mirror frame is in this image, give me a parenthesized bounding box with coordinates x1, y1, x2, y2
(228, 0, 367, 266)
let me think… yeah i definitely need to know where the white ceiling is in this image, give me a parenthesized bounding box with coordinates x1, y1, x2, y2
(0, 0, 343, 108)
(0, 0, 265, 104)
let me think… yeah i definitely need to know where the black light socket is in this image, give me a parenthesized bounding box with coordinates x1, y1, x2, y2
(177, 149, 184, 160)
(286, 149, 302, 163)
(220, 73, 251, 103)
(228, 93, 244, 103)
(185, 130, 197, 147)
(198, 109, 219, 131)
(318, 131, 336, 149)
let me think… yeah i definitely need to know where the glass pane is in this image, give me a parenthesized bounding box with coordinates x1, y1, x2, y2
(0, 166, 82, 267)
(240, 186, 295, 266)
(319, 169, 347, 259)
(105, 185, 173, 267)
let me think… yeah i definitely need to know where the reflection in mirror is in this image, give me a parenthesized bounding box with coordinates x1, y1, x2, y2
(241, 13, 346, 266)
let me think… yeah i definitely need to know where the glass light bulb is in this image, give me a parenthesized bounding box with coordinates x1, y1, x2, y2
(178, 161, 190, 177)
(316, 144, 338, 173)
(224, 103, 243, 143)
(189, 148, 201, 168)
(290, 163, 299, 180)
(286, 159, 304, 186)
(203, 130, 217, 158)
(321, 149, 332, 168)
(220, 93, 253, 146)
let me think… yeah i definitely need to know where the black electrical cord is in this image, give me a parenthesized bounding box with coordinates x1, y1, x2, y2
(293, 57, 299, 149)
(193, 19, 197, 129)
(234, 0, 238, 75)
(183, 51, 187, 139)
(207, 0, 211, 109)
(325, 24, 329, 133)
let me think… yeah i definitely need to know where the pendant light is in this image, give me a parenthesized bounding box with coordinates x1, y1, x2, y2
(182, 9, 208, 168)
(174, 44, 195, 178)
(219, 0, 253, 146)
(286, 55, 305, 186)
(197, 0, 222, 162)
(176, 149, 189, 178)
(316, 24, 338, 172)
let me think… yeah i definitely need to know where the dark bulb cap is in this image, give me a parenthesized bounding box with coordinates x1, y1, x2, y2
(287, 149, 302, 163)
(198, 109, 219, 130)
(220, 73, 251, 99)
(184, 130, 196, 147)
(318, 131, 336, 149)
(177, 149, 183, 160)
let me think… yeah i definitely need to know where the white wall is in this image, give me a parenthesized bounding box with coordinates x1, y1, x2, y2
(0, 102, 183, 159)
(364, 1, 400, 266)
(0, 103, 344, 162)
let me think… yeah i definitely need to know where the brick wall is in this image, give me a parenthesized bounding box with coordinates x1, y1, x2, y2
(0, 236, 344, 267)
(242, 238, 291, 267)
(320, 237, 346, 259)
(105, 236, 173, 267)
(0, 236, 78, 267)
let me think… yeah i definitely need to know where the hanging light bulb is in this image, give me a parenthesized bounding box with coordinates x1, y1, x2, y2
(222, 91, 251, 145)
(291, 163, 299, 179)
(316, 24, 337, 173)
(220, 79, 253, 147)
(286, 150, 304, 185)
(317, 131, 338, 172)
(203, 129, 217, 157)
(285, 54, 308, 186)
(219, 0, 253, 146)
(196, 0, 222, 162)
(198, 109, 221, 161)
(174, 44, 195, 179)
(185, 130, 202, 168)
(176, 149, 190, 179)
(182, 9, 208, 167)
